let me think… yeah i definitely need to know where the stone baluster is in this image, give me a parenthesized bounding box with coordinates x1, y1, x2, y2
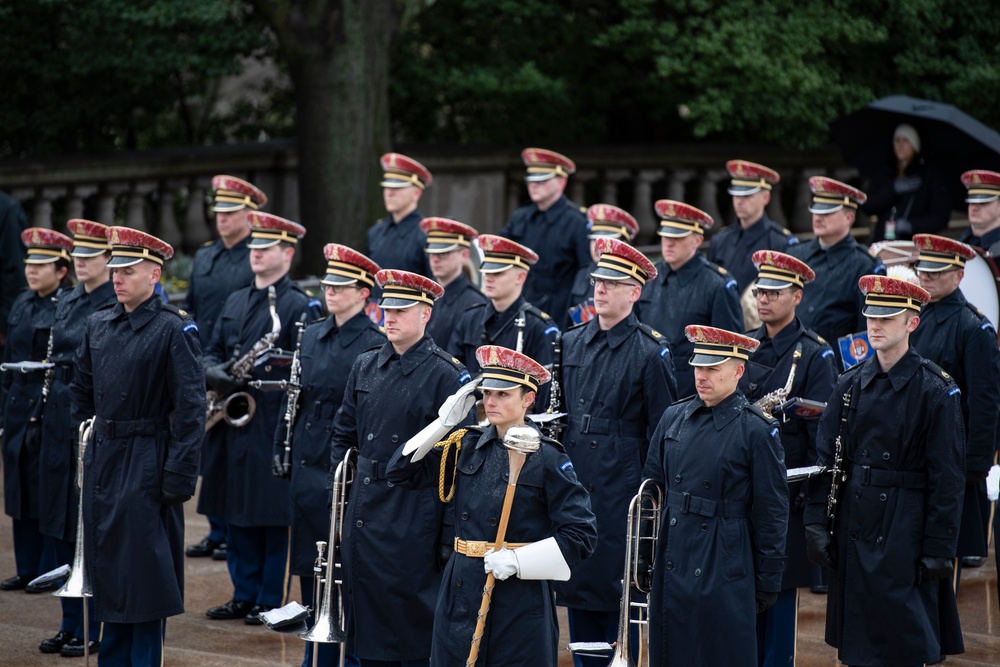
(792, 168, 827, 234)
(506, 175, 522, 221)
(766, 177, 789, 228)
(600, 169, 631, 207)
(633, 169, 664, 242)
(572, 169, 597, 208)
(32, 187, 63, 229)
(185, 178, 212, 249)
(125, 182, 156, 232)
(697, 169, 727, 226)
(64, 185, 97, 223)
(666, 168, 694, 203)
(156, 180, 182, 249)
(96, 183, 128, 226)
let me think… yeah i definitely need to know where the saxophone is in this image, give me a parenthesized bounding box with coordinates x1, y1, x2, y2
(205, 286, 281, 432)
(754, 343, 802, 418)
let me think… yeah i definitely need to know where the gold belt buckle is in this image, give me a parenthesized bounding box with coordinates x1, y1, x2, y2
(467, 541, 489, 558)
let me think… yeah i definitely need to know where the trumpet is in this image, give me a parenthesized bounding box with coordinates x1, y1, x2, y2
(300, 448, 356, 667)
(571, 478, 661, 666)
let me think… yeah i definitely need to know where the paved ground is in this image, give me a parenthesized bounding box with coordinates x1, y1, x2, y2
(1, 482, 998, 666)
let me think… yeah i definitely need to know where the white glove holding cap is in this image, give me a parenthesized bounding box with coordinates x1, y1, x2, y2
(483, 548, 519, 581)
(987, 465, 1000, 502)
(439, 378, 481, 427)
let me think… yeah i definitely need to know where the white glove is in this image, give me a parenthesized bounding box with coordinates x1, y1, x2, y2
(439, 378, 481, 427)
(987, 465, 1000, 502)
(483, 548, 519, 581)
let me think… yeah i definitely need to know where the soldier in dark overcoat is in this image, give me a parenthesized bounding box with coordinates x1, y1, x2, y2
(739, 251, 837, 667)
(203, 212, 322, 624)
(420, 217, 486, 347)
(37, 220, 114, 656)
(329, 269, 472, 666)
(387, 345, 597, 667)
(565, 204, 639, 326)
(634, 201, 743, 398)
(276, 244, 384, 667)
(643, 325, 787, 667)
(958, 169, 1000, 257)
(1, 228, 72, 590)
(70, 227, 204, 666)
(365, 153, 433, 281)
(804, 275, 965, 667)
(552, 238, 676, 665)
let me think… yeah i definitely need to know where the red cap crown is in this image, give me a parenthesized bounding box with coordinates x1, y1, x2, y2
(106, 227, 174, 266)
(247, 211, 305, 247)
(211, 175, 268, 211)
(478, 234, 539, 273)
(655, 200, 714, 236)
(961, 169, 1000, 203)
(752, 250, 815, 287)
(912, 234, 975, 272)
(521, 147, 576, 181)
(593, 237, 657, 284)
(685, 325, 760, 365)
(808, 176, 867, 212)
(476, 344, 552, 391)
(376, 269, 444, 307)
(22, 227, 73, 264)
(726, 160, 779, 195)
(420, 217, 478, 253)
(586, 204, 640, 241)
(380, 153, 433, 189)
(322, 243, 380, 288)
(67, 219, 110, 257)
(858, 274, 929, 316)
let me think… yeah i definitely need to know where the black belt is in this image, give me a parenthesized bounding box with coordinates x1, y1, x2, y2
(850, 465, 927, 490)
(55, 366, 73, 383)
(356, 455, 383, 481)
(94, 416, 168, 439)
(569, 414, 645, 437)
(665, 491, 749, 518)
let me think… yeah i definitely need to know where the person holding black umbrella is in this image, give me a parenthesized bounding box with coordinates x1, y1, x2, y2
(958, 169, 1000, 256)
(863, 124, 952, 242)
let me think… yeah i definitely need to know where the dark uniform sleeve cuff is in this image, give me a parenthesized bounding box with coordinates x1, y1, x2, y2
(161, 470, 197, 497)
(922, 522, 958, 557)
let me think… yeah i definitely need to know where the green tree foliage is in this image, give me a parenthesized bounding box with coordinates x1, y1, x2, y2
(391, 0, 1000, 148)
(0, 0, 274, 156)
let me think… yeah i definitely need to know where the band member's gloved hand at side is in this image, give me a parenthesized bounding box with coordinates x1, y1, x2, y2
(755, 590, 778, 614)
(161, 491, 192, 506)
(483, 548, 519, 581)
(986, 465, 1000, 501)
(918, 556, 952, 584)
(206, 362, 240, 395)
(804, 523, 836, 569)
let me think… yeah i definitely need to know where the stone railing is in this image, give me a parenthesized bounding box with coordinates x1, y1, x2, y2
(0, 141, 892, 255)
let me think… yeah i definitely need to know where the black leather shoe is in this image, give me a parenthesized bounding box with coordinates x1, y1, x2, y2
(206, 598, 253, 620)
(185, 536, 222, 558)
(39, 630, 74, 654)
(211, 544, 228, 561)
(26, 578, 63, 594)
(0, 574, 33, 591)
(810, 584, 828, 594)
(962, 556, 987, 568)
(244, 603, 273, 625)
(60, 638, 100, 657)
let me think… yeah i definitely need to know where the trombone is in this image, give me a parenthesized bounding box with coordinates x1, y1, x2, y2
(299, 448, 356, 667)
(571, 478, 662, 667)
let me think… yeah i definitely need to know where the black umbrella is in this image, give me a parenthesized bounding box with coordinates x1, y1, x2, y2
(829, 95, 1000, 209)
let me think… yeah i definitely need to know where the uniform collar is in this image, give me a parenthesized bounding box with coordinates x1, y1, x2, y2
(319, 310, 373, 345)
(387, 209, 423, 227)
(440, 272, 472, 302)
(962, 225, 1000, 251)
(859, 347, 921, 391)
(583, 310, 639, 349)
(376, 332, 435, 374)
(751, 316, 803, 357)
(923, 288, 965, 315)
(487, 295, 527, 319)
(662, 253, 706, 284)
(739, 212, 772, 241)
(114, 293, 163, 331)
(688, 390, 745, 430)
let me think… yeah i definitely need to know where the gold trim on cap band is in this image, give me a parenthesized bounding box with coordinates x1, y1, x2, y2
(382, 284, 436, 305)
(251, 229, 299, 244)
(526, 165, 569, 179)
(731, 178, 772, 191)
(756, 265, 804, 288)
(111, 246, 165, 265)
(382, 171, 425, 189)
(26, 247, 71, 261)
(692, 342, 749, 361)
(215, 190, 260, 210)
(967, 187, 1000, 196)
(589, 222, 632, 240)
(658, 219, 705, 235)
(917, 250, 965, 269)
(426, 232, 471, 248)
(596, 254, 648, 284)
(482, 252, 532, 271)
(812, 194, 858, 209)
(864, 294, 921, 311)
(482, 367, 539, 392)
(325, 260, 375, 287)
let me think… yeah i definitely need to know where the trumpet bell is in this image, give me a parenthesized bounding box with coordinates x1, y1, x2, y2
(54, 565, 93, 598)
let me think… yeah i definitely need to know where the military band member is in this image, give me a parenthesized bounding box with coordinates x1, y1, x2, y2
(204, 212, 322, 625)
(70, 227, 204, 667)
(37, 220, 115, 657)
(634, 201, 743, 398)
(958, 169, 1000, 257)
(804, 275, 965, 667)
(185, 175, 266, 561)
(449, 235, 558, 410)
(554, 238, 676, 666)
(366, 152, 433, 280)
(420, 217, 486, 347)
(643, 325, 787, 667)
(1, 228, 73, 592)
(329, 269, 472, 666)
(499, 147, 590, 326)
(276, 243, 384, 667)
(910, 234, 1000, 582)
(566, 204, 640, 325)
(386, 345, 597, 667)
(707, 160, 797, 293)
(788, 177, 885, 346)
(738, 251, 837, 667)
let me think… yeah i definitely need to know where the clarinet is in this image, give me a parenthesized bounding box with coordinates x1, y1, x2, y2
(543, 330, 564, 440)
(514, 311, 526, 352)
(826, 386, 853, 535)
(273, 320, 306, 480)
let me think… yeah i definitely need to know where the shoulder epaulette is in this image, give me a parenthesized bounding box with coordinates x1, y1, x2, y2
(540, 432, 566, 453)
(163, 303, 190, 319)
(566, 319, 589, 332)
(964, 301, 989, 321)
(705, 259, 729, 276)
(96, 302, 116, 311)
(921, 358, 953, 383)
(746, 402, 778, 426)
(637, 322, 669, 347)
(362, 344, 383, 354)
(840, 361, 865, 378)
(670, 394, 697, 407)
(524, 303, 555, 323)
(433, 346, 469, 377)
(466, 302, 487, 311)
(780, 227, 792, 236)
(802, 328, 827, 346)
(201, 240, 214, 248)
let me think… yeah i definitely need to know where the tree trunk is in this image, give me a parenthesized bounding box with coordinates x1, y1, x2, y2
(254, 0, 395, 278)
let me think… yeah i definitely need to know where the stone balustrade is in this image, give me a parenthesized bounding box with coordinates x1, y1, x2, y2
(0, 141, 864, 255)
